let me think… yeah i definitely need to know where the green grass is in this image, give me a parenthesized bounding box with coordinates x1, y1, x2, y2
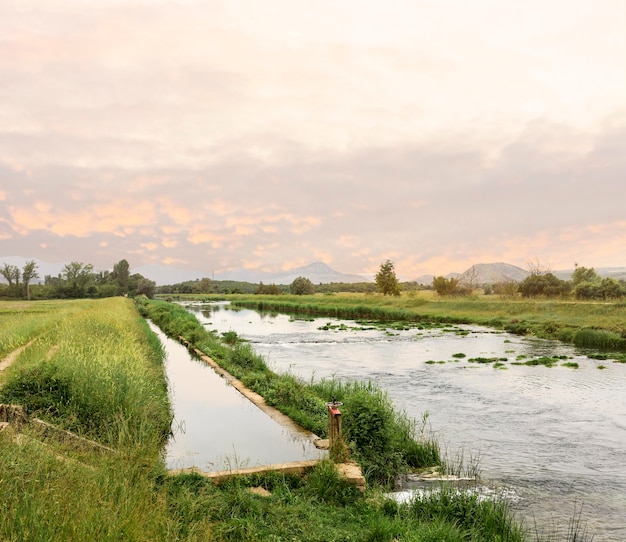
(1, 298, 171, 448)
(0, 298, 174, 540)
(163, 462, 528, 542)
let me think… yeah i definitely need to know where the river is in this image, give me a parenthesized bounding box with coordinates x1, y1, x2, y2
(186, 301, 626, 541)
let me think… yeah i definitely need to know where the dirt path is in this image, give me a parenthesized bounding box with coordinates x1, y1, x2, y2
(0, 339, 37, 373)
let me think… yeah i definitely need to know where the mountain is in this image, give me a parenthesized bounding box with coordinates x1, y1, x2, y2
(264, 262, 367, 285)
(413, 263, 528, 286)
(134, 261, 367, 285)
(459, 262, 529, 285)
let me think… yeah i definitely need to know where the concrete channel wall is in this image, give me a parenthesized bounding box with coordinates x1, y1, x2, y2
(175, 337, 366, 490)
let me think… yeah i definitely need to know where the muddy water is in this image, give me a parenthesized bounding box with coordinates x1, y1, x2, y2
(189, 302, 626, 541)
(148, 322, 324, 472)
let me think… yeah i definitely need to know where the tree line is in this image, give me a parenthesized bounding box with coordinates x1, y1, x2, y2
(156, 261, 420, 297)
(432, 264, 626, 300)
(0, 259, 156, 300)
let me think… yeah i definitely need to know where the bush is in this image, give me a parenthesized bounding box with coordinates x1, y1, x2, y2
(290, 276, 315, 295)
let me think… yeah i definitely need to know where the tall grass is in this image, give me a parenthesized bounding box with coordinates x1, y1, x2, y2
(0, 298, 177, 541)
(1, 298, 171, 448)
(313, 378, 441, 485)
(0, 300, 77, 359)
(0, 431, 172, 541)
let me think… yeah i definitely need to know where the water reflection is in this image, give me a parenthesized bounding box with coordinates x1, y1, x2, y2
(187, 302, 626, 541)
(149, 322, 324, 471)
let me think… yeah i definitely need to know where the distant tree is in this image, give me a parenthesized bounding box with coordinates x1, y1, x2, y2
(518, 273, 569, 298)
(290, 276, 314, 295)
(135, 277, 156, 298)
(599, 277, 625, 299)
(256, 282, 281, 295)
(112, 259, 130, 292)
(195, 277, 213, 294)
(62, 261, 95, 298)
(432, 276, 471, 296)
(492, 279, 519, 299)
(375, 260, 401, 296)
(460, 265, 479, 289)
(1, 263, 20, 291)
(527, 258, 551, 276)
(22, 260, 39, 300)
(571, 264, 600, 287)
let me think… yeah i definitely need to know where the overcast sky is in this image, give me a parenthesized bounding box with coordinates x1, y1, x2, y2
(1, 0, 624, 280)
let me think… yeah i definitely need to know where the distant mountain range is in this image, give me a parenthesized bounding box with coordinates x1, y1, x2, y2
(2, 256, 626, 287)
(413, 262, 529, 286)
(414, 262, 626, 285)
(139, 261, 368, 286)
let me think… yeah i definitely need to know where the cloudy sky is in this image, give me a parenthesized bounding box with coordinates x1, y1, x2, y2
(1, 0, 624, 280)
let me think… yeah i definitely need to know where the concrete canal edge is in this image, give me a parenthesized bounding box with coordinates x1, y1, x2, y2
(174, 336, 366, 490)
(169, 460, 366, 491)
(179, 336, 322, 443)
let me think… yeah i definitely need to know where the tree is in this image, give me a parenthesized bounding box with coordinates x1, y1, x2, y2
(571, 264, 599, 287)
(432, 276, 471, 296)
(518, 273, 569, 298)
(22, 260, 39, 300)
(195, 277, 213, 294)
(62, 261, 95, 298)
(290, 276, 314, 295)
(255, 282, 281, 295)
(492, 279, 519, 298)
(375, 260, 401, 296)
(112, 259, 130, 292)
(460, 265, 479, 289)
(599, 277, 625, 299)
(135, 278, 156, 298)
(1, 263, 20, 288)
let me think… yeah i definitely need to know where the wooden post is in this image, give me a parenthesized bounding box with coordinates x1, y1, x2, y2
(326, 399, 344, 459)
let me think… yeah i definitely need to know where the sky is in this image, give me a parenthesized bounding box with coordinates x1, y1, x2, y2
(1, 0, 625, 281)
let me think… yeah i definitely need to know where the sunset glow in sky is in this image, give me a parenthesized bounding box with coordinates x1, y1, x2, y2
(1, 0, 625, 279)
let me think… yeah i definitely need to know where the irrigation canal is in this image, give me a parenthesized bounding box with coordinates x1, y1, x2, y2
(180, 301, 626, 542)
(148, 322, 324, 473)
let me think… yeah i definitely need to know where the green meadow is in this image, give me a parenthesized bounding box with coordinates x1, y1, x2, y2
(0, 296, 597, 540)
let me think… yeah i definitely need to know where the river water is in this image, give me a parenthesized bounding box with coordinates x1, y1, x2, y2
(187, 302, 626, 541)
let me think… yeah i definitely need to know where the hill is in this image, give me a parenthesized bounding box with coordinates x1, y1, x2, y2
(264, 261, 367, 285)
(414, 262, 528, 286)
(459, 262, 529, 285)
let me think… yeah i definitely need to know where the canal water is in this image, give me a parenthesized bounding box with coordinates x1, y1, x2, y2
(187, 302, 626, 542)
(148, 322, 324, 472)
